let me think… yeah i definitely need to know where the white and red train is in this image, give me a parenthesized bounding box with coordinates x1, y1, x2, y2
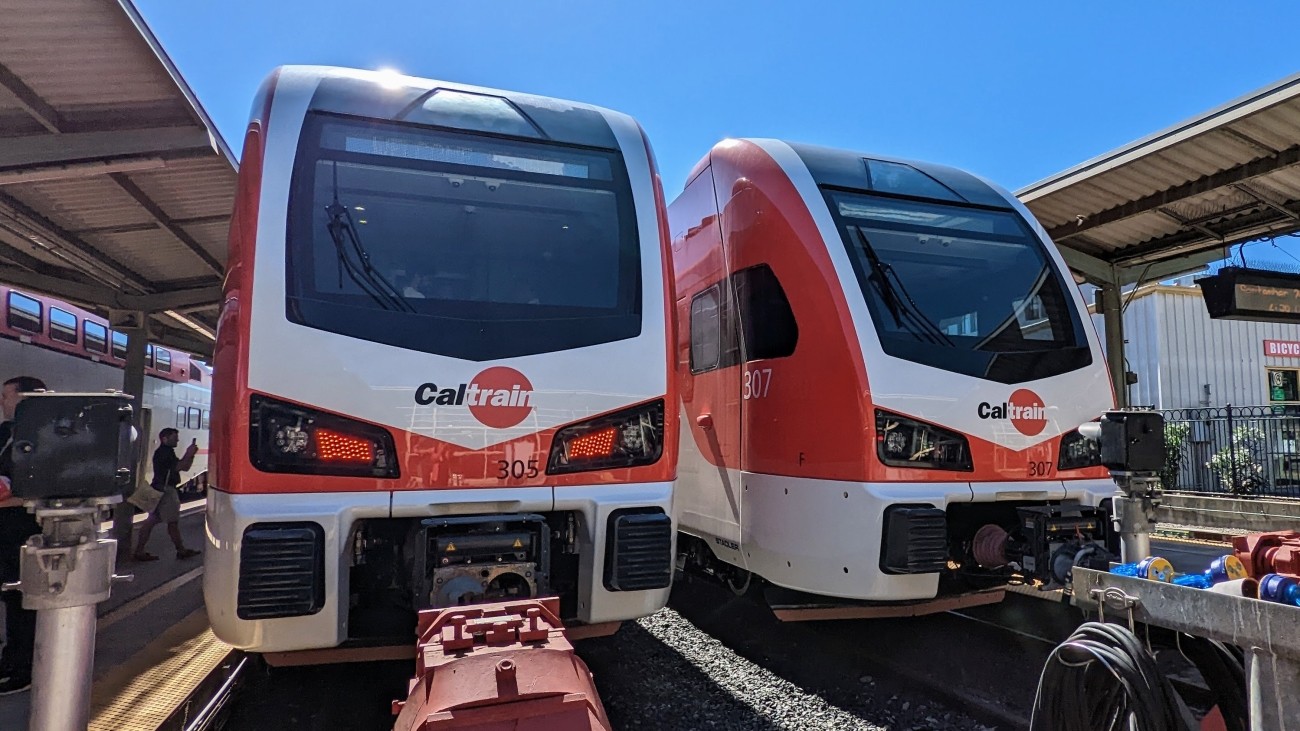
(0, 285, 212, 487)
(668, 139, 1117, 605)
(204, 66, 677, 655)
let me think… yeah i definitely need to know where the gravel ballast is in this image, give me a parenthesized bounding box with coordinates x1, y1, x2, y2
(579, 605, 1004, 731)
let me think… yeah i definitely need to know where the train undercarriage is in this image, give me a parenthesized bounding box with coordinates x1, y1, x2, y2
(677, 499, 1117, 619)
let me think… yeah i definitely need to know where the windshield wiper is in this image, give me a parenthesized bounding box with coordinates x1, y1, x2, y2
(853, 227, 953, 346)
(322, 163, 414, 313)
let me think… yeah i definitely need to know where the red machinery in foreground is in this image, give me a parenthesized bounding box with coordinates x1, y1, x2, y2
(392, 598, 612, 731)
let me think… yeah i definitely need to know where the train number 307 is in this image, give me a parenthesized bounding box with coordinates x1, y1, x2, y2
(1028, 460, 1054, 477)
(742, 368, 773, 400)
(497, 459, 540, 479)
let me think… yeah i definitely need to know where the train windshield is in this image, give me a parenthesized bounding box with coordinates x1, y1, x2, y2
(827, 191, 1091, 384)
(286, 114, 642, 361)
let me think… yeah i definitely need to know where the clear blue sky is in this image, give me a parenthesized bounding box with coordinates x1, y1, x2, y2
(135, 0, 1300, 261)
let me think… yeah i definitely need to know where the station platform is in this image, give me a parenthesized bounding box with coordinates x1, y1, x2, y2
(0, 499, 226, 731)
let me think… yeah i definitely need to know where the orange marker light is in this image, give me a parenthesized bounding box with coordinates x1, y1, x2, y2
(568, 427, 618, 460)
(315, 429, 374, 463)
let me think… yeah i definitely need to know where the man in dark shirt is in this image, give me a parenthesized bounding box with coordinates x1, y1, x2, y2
(133, 428, 201, 561)
(0, 375, 45, 695)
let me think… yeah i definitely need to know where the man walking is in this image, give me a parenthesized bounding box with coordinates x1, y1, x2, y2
(0, 376, 46, 695)
(133, 428, 201, 561)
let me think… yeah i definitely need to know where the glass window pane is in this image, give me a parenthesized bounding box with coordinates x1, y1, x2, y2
(156, 348, 171, 373)
(49, 307, 78, 344)
(7, 292, 42, 333)
(690, 288, 721, 373)
(111, 332, 128, 360)
(286, 115, 640, 361)
(1269, 369, 1300, 403)
(732, 265, 798, 361)
(83, 321, 108, 354)
(827, 190, 1090, 384)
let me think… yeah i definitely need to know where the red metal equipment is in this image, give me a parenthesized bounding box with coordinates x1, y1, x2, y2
(1232, 530, 1300, 578)
(392, 598, 613, 731)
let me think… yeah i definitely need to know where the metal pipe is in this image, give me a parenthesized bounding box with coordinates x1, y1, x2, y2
(29, 604, 97, 731)
(1113, 495, 1152, 563)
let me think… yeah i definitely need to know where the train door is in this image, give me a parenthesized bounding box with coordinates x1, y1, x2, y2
(671, 166, 746, 564)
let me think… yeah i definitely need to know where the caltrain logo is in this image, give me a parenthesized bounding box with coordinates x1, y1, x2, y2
(414, 367, 535, 429)
(977, 389, 1048, 436)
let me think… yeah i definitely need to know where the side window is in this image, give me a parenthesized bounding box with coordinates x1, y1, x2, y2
(83, 321, 108, 354)
(176, 405, 187, 428)
(689, 283, 742, 374)
(111, 331, 128, 360)
(189, 363, 201, 381)
(145, 344, 155, 369)
(1269, 368, 1300, 403)
(156, 348, 171, 373)
(690, 286, 721, 373)
(201, 410, 210, 429)
(732, 264, 798, 361)
(188, 407, 202, 430)
(49, 307, 78, 345)
(7, 292, 42, 333)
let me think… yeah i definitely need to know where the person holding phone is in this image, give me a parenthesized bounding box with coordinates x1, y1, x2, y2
(133, 428, 201, 561)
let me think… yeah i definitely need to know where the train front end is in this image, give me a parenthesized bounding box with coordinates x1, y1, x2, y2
(205, 67, 676, 654)
(673, 139, 1115, 603)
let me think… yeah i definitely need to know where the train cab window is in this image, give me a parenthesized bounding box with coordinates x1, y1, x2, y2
(176, 406, 187, 428)
(156, 348, 172, 373)
(189, 363, 201, 381)
(49, 307, 78, 345)
(7, 292, 42, 333)
(111, 332, 128, 360)
(690, 287, 721, 373)
(188, 407, 202, 430)
(732, 265, 797, 361)
(689, 285, 740, 374)
(285, 115, 642, 362)
(145, 344, 155, 369)
(83, 321, 108, 354)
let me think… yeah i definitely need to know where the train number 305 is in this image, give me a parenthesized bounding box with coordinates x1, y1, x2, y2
(742, 368, 773, 400)
(497, 459, 540, 479)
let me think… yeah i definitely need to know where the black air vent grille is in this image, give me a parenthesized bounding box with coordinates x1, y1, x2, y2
(604, 510, 672, 591)
(880, 506, 948, 574)
(237, 522, 325, 620)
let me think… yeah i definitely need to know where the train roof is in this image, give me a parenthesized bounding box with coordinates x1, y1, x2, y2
(686, 138, 1013, 209)
(273, 66, 630, 152)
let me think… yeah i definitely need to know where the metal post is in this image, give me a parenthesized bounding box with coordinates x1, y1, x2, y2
(114, 320, 149, 562)
(1100, 281, 1128, 408)
(1227, 404, 1239, 494)
(2, 498, 127, 731)
(1112, 473, 1160, 563)
(1247, 647, 1300, 731)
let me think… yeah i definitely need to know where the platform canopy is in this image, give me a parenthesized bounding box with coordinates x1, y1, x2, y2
(0, 0, 237, 357)
(1018, 72, 1300, 288)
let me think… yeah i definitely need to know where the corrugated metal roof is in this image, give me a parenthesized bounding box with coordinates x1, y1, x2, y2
(0, 0, 235, 356)
(1019, 73, 1300, 283)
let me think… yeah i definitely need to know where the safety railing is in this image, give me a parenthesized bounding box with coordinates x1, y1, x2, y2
(1160, 405, 1300, 498)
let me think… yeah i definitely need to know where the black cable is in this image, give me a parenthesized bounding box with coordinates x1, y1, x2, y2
(1175, 633, 1248, 731)
(1030, 622, 1193, 731)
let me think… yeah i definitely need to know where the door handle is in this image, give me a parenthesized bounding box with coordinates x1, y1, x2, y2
(696, 413, 714, 430)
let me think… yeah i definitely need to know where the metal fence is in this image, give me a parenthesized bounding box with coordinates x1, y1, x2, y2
(1160, 405, 1300, 498)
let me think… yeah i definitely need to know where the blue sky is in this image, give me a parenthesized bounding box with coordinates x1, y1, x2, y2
(135, 1, 1300, 260)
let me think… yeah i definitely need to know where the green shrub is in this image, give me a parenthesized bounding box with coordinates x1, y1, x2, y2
(1161, 421, 1190, 490)
(1207, 426, 1266, 494)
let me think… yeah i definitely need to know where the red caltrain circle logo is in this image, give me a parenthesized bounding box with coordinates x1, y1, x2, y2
(414, 367, 535, 429)
(976, 389, 1048, 436)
